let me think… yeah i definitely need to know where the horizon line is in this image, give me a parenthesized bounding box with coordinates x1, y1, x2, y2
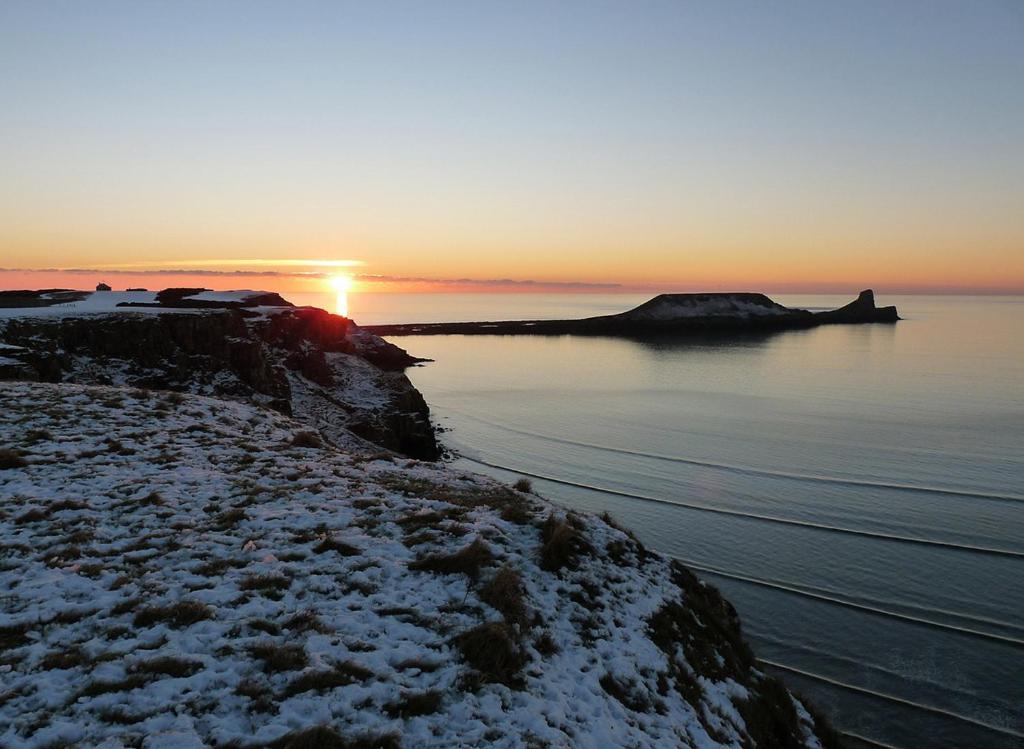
(0, 267, 1022, 295)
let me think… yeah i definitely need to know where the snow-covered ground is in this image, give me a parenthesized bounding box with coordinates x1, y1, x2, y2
(0, 291, 292, 321)
(0, 382, 830, 749)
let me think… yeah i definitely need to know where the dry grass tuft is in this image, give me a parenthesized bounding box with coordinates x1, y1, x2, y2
(453, 621, 525, 686)
(133, 600, 213, 629)
(539, 514, 592, 571)
(14, 508, 48, 524)
(39, 645, 87, 670)
(282, 610, 328, 634)
(79, 674, 151, 698)
(250, 641, 308, 673)
(0, 448, 28, 470)
(239, 573, 291, 597)
(291, 431, 323, 449)
(480, 565, 528, 626)
(408, 537, 494, 580)
(383, 690, 444, 718)
(283, 661, 373, 697)
(512, 478, 533, 493)
(131, 656, 202, 678)
(313, 536, 360, 557)
(599, 672, 655, 713)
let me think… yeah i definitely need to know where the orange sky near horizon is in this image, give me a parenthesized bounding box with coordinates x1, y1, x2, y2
(2, 3, 1022, 295)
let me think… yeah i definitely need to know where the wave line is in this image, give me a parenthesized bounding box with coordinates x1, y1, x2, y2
(446, 408, 1024, 504)
(762, 659, 1024, 740)
(461, 456, 1024, 559)
(665, 554, 1024, 648)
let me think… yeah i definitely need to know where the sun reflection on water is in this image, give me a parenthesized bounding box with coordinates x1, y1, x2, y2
(331, 275, 353, 317)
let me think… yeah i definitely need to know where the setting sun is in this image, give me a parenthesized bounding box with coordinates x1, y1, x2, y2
(330, 274, 353, 317)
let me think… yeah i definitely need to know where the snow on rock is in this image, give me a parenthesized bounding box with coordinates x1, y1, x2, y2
(618, 294, 794, 321)
(0, 294, 438, 459)
(0, 381, 835, 749)
(0, 292, 161, 320)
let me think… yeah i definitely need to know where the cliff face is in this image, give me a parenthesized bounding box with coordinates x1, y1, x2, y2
(0, 304, 439, 459)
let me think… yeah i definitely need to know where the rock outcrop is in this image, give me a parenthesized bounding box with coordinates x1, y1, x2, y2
(0, 294, 438, 459)
(813, 289, 899, 324)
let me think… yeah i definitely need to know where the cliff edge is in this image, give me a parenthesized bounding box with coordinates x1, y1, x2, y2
(0, 289, 437, 459)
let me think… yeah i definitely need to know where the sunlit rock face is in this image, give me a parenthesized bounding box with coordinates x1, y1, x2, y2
(0, 289, 438, 459)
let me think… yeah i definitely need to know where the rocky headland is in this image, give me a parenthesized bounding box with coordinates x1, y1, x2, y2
(0, 288, 840, 748)
(364, 289, 898, 337)
(0, 289, 437, 460)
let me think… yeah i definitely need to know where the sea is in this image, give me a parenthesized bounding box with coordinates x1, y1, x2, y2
(296, 291, 1024, 749)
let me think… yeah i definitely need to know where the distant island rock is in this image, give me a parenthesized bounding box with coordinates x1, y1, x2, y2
(363, 289, 899, 337)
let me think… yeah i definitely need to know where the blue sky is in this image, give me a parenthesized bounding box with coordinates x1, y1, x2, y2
(1, 1, 1022, 291)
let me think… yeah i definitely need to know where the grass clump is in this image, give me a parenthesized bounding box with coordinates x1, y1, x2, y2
(512, 478, 532, 493)
(599, 673, 655, 713)
(133, 600, 213, 629)
(39, 646, 87, 670)
(291, 431, 323, 449)
(479, 565, 528, 626)
(0, 448, 28, 469)
(239, 573, 291, 596)
(408, 537, 493, 580)
(383, 690, 444, 718)
(14, 507, 47, 524)
(0, 623, 32, 653)
(282, 610, 327, 634)
(131, 656, 202, 678)
(539, 514, 592, 571)
(250, 641, 308, 673)
(453, 621, 525, 686)
(79, 674, 151, 698)
(313, 536, 360, 557)
(283, 661, 373, 697)
(211, 507, 246, 530)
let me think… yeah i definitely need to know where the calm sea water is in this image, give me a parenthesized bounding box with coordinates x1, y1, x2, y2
(301, 292, 1024, 748)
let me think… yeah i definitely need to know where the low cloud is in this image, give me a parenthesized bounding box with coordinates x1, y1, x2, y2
(0, 267, 622, 290)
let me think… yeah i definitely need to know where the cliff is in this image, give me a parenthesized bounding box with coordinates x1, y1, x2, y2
(0, 289, 437, 460)
(0, 380, 838, 749)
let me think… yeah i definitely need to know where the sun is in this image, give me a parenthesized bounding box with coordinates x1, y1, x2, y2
(330, 274, 353, 317)
(330, 274, 353, 293)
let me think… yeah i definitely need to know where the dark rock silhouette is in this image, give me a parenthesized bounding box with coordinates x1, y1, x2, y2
(814, 289, 899, 324)
(364, 289, 899, 337)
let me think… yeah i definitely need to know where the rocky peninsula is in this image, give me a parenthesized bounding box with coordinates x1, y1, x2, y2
(364, 289, 898, 338)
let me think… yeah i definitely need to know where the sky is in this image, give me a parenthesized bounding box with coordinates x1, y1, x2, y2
(1, 0, 1022, 294)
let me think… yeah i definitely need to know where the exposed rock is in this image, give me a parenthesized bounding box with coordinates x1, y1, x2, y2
(0, 295, 438, 459)
(814, 289, 899, 324)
